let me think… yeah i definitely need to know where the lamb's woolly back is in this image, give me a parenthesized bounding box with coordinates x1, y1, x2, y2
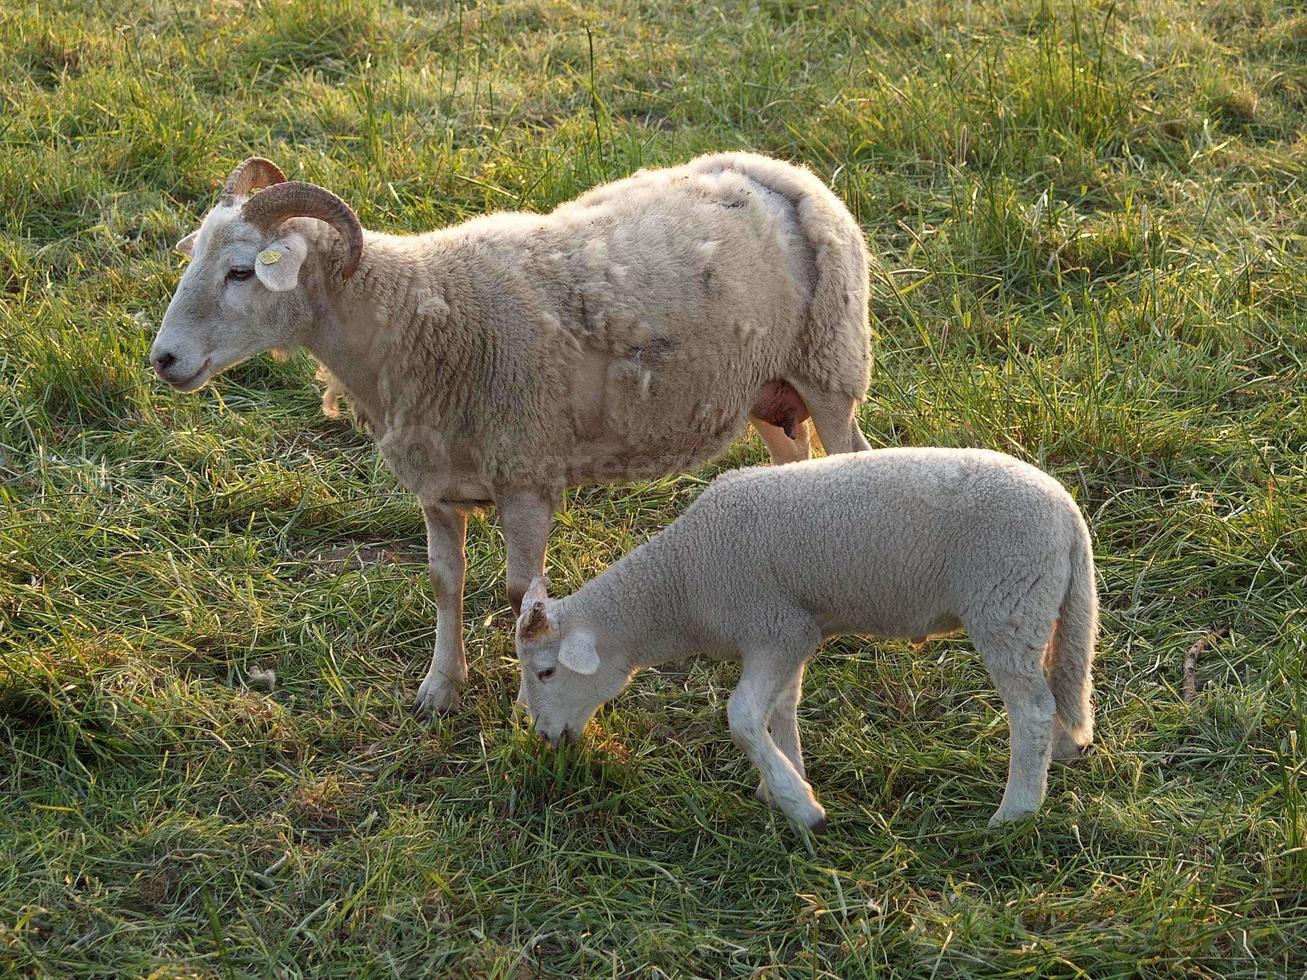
(566, 448, 1094, 655)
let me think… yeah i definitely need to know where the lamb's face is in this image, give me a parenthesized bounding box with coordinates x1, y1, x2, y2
(514, 583, 632, 747)
(150, 206, 312, 392)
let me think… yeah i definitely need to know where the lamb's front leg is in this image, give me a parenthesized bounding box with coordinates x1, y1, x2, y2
(755, 665, 806, 804)
(414, 503, 468, 715)
(498, 491, 555, 706)
(729, 659, 826, 833)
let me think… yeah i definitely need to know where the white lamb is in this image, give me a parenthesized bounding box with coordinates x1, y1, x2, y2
(149, 153, 873, 714)
(515, 448, 1098, 831)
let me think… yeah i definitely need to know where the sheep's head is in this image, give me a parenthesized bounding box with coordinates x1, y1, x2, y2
(150, 157, 363, 391)
(514, 577, 634, 747)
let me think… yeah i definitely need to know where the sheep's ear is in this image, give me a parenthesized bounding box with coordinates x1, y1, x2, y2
(253, 232, 309, 292)
(175, 232, 197, 257)
(558, 630, 600, 675)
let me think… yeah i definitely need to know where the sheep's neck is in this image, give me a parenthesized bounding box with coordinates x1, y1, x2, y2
(304, 231, 432, 432)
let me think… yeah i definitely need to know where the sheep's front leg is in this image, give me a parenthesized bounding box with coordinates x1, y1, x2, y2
(498, 492, 555, 613)
(729, 658, 826, 833)
(414, 503, 468, 715)
(499, 491, 555, 705)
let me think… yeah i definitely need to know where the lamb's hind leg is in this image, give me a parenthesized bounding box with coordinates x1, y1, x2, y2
(1052, 716, 1091, 762)
(415, 504, 468, 715)
(973, 627, 1058, 827)
(793, 386, 870, 454)
(750, 415, 812, 465)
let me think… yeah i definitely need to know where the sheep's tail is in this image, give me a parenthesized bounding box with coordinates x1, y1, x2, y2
(686, 153, 873, 399)
(795, 174, 873, 401)
(1047, 527, 1098, 745)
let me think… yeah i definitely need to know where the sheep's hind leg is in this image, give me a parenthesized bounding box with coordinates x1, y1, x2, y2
(793, 386, 870, 455)
(414, 504, 468, 715)
(973, 629, 1057, 827)
(730, 655, 825, 832)
(750, 415, 812, 465)
(755, 663, 807, 804)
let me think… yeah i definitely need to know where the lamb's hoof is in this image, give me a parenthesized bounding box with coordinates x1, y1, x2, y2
(789, 800, 826, 834)
(753, 782, 772, 805)
(414, 676, 462, 715)
(987, 806, 1036, 829)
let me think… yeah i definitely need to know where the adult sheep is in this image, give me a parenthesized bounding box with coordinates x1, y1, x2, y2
(150, 152, 874, 713)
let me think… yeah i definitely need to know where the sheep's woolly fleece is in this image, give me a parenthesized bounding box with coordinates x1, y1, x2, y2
(303, 152, 873, 499)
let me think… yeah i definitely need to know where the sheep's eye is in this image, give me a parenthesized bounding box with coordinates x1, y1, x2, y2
(226, 267, 254, 283)
(536, 667, 555, 682)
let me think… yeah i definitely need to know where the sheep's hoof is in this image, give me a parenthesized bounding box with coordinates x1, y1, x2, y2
(753, 782, 772, 805)
(414, 676, 462, 715)
(1052, 732, 1092, 762)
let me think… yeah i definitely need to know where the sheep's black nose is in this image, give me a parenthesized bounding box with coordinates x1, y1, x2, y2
(152, 352, 177, 375)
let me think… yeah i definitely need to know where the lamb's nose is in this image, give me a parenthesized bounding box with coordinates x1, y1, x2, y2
(152, 352, 177, 376)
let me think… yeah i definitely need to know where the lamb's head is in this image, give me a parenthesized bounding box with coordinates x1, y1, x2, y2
(150, 157, 363, 391)
(514, 577, 633, 747)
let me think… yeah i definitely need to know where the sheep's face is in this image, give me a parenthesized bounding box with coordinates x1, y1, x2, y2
(150, 206, 313, 392)
(514, 580, 633, 747)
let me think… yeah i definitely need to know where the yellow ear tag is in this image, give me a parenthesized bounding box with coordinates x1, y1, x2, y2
(258, 248, 282, 265)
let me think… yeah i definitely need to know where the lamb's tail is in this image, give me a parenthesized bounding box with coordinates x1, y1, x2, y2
(1047, 527, 1098, 745)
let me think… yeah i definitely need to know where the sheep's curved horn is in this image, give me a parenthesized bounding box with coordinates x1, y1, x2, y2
(241, 181, 363, 280)
(220, 157, 287, 203)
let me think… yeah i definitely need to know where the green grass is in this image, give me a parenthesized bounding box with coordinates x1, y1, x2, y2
(2, 0, 1305, 974)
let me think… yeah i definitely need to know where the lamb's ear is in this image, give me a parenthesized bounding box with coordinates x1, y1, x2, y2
(253, 232, 309, 292)
(176, 232, 198, 257)
(523, 576, 550, 607)
(517, 580, 554, 642)
(558, 630, 600, 675)
(518, 601, 552, 642)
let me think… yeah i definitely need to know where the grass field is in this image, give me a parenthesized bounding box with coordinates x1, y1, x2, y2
(2, 0, 1305, 974)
